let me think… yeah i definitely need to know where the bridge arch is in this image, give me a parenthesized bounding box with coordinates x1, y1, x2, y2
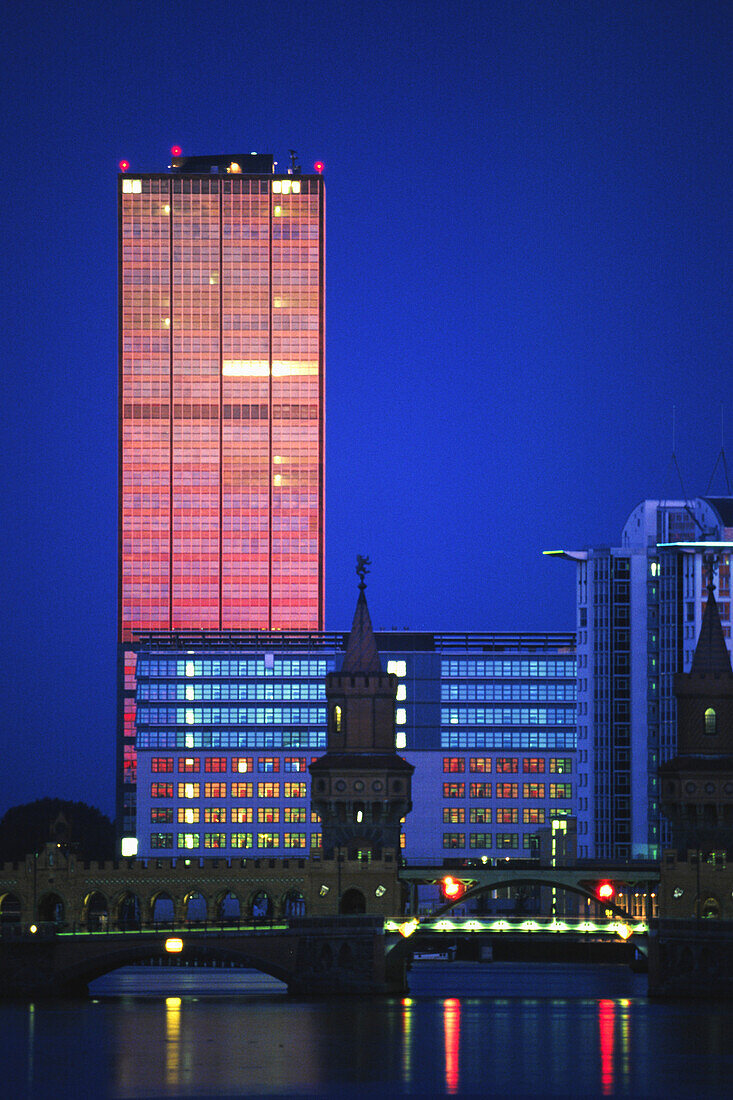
(113, 890, 141, 929)
(430, 874, 640, 924)
(183, 891, 207, 922)
(250, 890, 272, 919)
(214, 890, 241, 921)
(0, 892, 21, 924)
(282, 889, 306, 917)
(51, 937, 295, 994)
(37, 891, 65, 924)
(83, 891, 109, 931)
(150, 890, 175, 923)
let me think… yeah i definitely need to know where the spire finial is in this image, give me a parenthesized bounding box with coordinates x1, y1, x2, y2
(356, 554, 371, 592)
(704, 552, 718, 596)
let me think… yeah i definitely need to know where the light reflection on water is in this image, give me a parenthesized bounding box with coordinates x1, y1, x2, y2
(6, 963, 733, 1097)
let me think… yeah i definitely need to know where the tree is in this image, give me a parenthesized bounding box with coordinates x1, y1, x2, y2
(0, 799, 115, 863)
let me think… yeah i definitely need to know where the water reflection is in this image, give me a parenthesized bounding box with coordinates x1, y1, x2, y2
(598, 999, 615, 1094)
(401, 998, 413, 1086)
(165, 996, 181, 1088)
(443, 998, 460, 1094)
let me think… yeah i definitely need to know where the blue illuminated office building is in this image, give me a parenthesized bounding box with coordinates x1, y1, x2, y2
(129, 631, 576, 862)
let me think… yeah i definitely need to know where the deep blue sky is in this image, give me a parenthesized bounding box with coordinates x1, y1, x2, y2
(1, 1, 730, 820)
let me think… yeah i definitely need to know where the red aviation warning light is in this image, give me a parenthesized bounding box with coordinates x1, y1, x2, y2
(313, 161, 324, 173)
(596, 881, 614, 902)
(441, 875, 466, 902)
(119, 160, 130, 172)
(171, 145, 182, 157)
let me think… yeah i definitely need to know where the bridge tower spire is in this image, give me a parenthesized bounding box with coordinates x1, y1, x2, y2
(309, 563, 414, 862)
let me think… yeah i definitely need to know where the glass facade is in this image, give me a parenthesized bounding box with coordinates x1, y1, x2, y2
(133, 632, 576, 861)
(117, 157, 325, 834)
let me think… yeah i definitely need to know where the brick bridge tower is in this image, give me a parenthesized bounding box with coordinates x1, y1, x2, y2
(310, 564, 414, 862)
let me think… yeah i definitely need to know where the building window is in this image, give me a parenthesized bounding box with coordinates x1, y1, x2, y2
(443, 758, 465, 773)
(258, 807, 280, 823)
(284, 833, 307, 849)
(178, 757, 200, 773)
(496, 758, 518, 773)
(442, 833, 465, 849)
(258, 757, 280, 773)
(550, 758, 572, 773)
(469, 758, 492, 773)
(285, 781, 306, 798)
(231, 807, 253, 823)
(310, 833, 322, 849)
(550, 783, 572, 799)
(232, 757, 253, 773)
(523, 758, 545, 773)
(258, 782, 280, 798)
(232, 782, 253, 798)
(705, 708, 717, 735)
(177, 833, 200, 850)
(443, 807, 466, 824)
(469, 833, 491, 849)
(150, 832, 173, 849)
(205, 757, 227, 772)
(284, 807, 307, 823)
(231, 833, 252, 849)
(178, 782, 200, 799)
(152, 757, 173, 773)
(387, 660, 406, 677)
(523, 783, 545, 799)
(496, 783, 518, 799)
(334, 705, 342, 732)
(496, 808, 518, 824)
(443, 783, 465, 798)
(204, 833, 226, 849)
(204, 782, 227, 798)
(523, 834, 539, 850)
(151, 783, 173, 798)
(151, 808, 173, 824)
(496, 833, 518, 849)
(177, 807, 200, 824)
(284, 757, 307, 772)
(523, 808, 546, 824)
(469, 782, 492, 798)
(204, 807, 227, 823)
(469, 807, 491, 824)
(258, 833, 279, 848)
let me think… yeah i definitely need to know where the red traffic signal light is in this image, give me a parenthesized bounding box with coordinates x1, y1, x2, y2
(441, 875, 466, 902)
(595, 881, 614, 902)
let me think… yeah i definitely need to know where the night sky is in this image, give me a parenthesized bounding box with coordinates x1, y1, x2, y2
(2, 1, 730, 819)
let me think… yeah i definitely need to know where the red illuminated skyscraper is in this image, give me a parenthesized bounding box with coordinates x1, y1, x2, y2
(117, 151, 325, 836)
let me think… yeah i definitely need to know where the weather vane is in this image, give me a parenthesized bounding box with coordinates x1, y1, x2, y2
(356, 555, 371, 591)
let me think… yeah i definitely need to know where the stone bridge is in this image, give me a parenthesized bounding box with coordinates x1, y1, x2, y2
(0, 917, 404, 998)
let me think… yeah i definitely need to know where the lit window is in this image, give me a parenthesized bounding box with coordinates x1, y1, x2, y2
(231, 833, 252, 849)
(396, 708, 406, 725)
(387, 660, 406, 677)
(178, 783, 200, 799)
(122, 179, 142, 194)
(705, 708, 717, 735)
(396, 731, 407, 749)
(396, 684, 406, 701)
(178, 807, 199, 824)
(177, 833, 199, 850)
(334, 705, 342, 732)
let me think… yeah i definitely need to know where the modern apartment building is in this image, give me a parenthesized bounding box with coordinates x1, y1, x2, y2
(548, 497, 733, 862)
(130, 629, 576, 862)
(117, 151, 325, 835)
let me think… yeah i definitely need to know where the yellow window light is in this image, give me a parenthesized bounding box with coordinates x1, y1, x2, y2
(165, 938, 184, 954)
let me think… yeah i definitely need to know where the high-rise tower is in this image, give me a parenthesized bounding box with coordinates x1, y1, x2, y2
(117, 150, 325, 839)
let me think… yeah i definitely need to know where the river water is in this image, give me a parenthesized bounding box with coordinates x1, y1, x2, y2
(4, 962, 733, 1097)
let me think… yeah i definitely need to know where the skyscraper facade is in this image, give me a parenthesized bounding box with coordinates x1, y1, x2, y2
(117, 151, 325, 836)
(549, 497, 733, 862)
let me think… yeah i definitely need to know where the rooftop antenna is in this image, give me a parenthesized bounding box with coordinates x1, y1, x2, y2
(288, 149, 300, 174)
(668, 406, 716, 539)
(705, 405, 732, 495)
